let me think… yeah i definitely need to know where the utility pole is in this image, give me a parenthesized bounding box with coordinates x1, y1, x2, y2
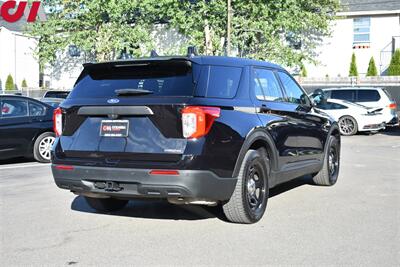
(227, 0, 232, 56)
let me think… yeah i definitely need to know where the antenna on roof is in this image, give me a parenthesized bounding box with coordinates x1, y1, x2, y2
(150, 50, 159, 57)
(187, 46, 198, 57)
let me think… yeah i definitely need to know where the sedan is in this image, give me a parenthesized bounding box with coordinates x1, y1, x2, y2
(0, 95, 55, 163)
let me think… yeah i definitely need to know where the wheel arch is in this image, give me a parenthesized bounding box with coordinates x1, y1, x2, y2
(232, 129, 278, 178)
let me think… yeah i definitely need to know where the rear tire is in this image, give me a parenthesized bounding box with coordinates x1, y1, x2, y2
(338, 116, 358, 136)
(313, 136, 340, 186)
(223, 149, 269, 224)
(85, 197, 128, 212)
(33, 132, 55, 163)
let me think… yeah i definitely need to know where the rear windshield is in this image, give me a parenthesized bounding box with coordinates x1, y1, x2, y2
(44, 91, 70, 99)
(382, 89, 394, 101)
(69, 60, 196, 98)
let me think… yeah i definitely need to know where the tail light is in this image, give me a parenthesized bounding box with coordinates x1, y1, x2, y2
(53, 107, 63, 136)
(181, 106, 220, 139)
(149, 170, 180, 175)
(388, 103, 397, 109)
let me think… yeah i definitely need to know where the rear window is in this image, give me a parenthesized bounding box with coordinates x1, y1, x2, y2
(44, 91, 70, 99)
(382, 89, 394, 101)
(205, 66, 242, 98)
(331, 90, 356, 102)
(356, 90, 380, 102)
(69, 60, 196, 99)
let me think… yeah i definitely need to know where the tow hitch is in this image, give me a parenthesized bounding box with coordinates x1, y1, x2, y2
(94, 181, 122, 192)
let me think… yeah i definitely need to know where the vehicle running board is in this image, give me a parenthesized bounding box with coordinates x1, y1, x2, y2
(77, 106, 154, 116)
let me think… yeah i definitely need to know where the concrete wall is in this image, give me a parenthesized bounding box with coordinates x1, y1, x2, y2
(0, 27, 39, 90)
(305, 14, 400, 78)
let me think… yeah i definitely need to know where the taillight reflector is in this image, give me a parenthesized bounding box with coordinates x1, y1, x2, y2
(53, 107, 63, 136)
(55, 165, 74, 171)
(181, 106, 220, 139)
(388, 103, 397, 109)
(149, 170, 180, 175)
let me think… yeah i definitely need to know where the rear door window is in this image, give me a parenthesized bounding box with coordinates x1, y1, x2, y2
(356, 90, 380, 102)
(0, 99, 28, 118)
(69, 60, 196, 99)
(253, 68, 284, 101)
(29, 101, 47, 116)
(205, 66, 242, 98)
(331, 90, 356, 102)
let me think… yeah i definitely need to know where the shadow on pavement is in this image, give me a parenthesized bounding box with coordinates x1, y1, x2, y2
(71, 176, 314, 222)
(380, 126, 400, 136)
(0, 157, 35, 165)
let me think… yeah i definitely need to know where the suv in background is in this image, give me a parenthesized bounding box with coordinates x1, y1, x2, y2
(318, 87, 398, 126)
(51, 54, 340, 224)
(42, 90, 70, 99)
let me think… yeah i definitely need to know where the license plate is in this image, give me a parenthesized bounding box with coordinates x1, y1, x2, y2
(100, 120, 129, 137)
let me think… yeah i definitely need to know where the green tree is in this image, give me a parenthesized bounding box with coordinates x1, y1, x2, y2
(388, 49, 400, 76)
(28, 0, 160, 64)
(366, 57, 378, 76)
(21, 79, 28, 88)
(30, 0, 340, 67)
(300, 63, 307, 77)
(161, 0, 340, 66)
(349, 53, 358, 76)
(5, 75, 14, 90)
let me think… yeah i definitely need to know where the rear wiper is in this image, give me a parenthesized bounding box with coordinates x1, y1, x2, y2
(115, 88, 154, 96)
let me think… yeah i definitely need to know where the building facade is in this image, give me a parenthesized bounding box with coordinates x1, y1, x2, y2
(306, 0, 400, 78)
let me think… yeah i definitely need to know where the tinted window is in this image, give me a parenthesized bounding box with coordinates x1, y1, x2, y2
(29, 101, 46, 116)
(331, 90, 356, 102)
(357, 90, 380, 102)
(69, 61, 195, 98)
(1, 99, 28, 118)
(44, 91, 70, 99)
(277, 72, 308, 105)
(253, 68, 284, 101)
(206, 66, 242, 98)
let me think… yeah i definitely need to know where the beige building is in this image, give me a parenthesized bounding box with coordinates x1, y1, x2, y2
(306, 0, 400, 77)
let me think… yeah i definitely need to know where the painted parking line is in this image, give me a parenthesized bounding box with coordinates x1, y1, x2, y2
(0, 163, 51, 170)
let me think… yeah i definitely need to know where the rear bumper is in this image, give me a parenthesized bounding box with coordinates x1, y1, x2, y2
(52, 165, 237, 201)
(386, 115, 399, 127)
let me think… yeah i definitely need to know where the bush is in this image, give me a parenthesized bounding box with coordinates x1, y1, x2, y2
(349, 52, 358, 76)
(21, 79, 28, 88)
(388, 49, 400, 76)
(366, 57, 378, 76)
(5, 74, 14, 90)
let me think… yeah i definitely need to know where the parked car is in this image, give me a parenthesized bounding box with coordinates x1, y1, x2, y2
(51, 54, 341, 224)
(42, 90, 70, 99)
(40, 97, 64, 108)
(312, 91, 386, 135)
(0, 95, 55, 163)
(313, 87, 398, 127)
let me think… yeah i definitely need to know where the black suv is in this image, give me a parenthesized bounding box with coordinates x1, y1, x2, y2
(52, 54, 340, 224)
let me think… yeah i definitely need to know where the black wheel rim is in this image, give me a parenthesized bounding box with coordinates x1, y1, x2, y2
(339, 117, 355, 135)
(245, 162, 266, 215)
(328, 145, 339, 183)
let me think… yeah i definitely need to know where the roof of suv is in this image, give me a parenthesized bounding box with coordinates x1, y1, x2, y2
(83, 56, 285, 70)
(322, 87, 382, 91)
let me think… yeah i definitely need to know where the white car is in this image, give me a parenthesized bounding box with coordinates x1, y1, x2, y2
(313, 98, 386, 136)
(314, 87, 398, 127)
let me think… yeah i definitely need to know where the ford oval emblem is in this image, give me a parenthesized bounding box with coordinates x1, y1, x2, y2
(107, 98, 119, 104)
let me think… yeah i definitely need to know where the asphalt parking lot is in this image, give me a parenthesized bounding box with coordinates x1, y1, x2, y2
(1, 129, 399, 266)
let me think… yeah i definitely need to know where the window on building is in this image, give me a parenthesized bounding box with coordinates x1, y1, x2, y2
(353, 17, 370, 44)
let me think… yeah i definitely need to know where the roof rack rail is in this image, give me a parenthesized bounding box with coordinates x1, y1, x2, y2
(187, 46, 198, 57)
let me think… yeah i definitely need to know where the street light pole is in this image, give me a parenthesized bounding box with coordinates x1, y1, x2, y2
(227, 0, 231, 56)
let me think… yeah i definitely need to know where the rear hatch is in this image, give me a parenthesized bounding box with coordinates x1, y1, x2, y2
(55, 59, 199, 166)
